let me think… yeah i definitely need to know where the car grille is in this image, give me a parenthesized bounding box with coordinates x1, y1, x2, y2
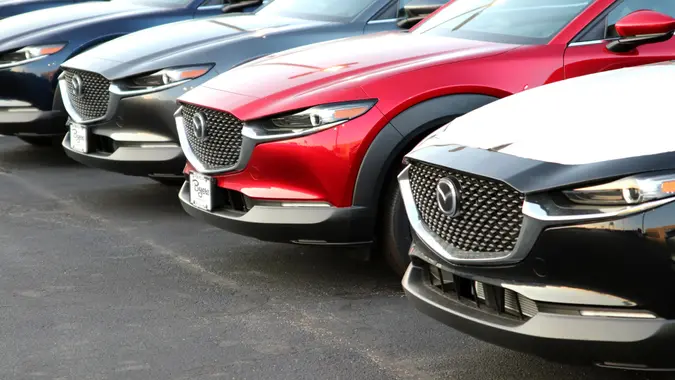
(426, 262, 537, 321)
(181, 103, 244, 170)
(409, 161, 525, 253)
(63, 69, 110, 121)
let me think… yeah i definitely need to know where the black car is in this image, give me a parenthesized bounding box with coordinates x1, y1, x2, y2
(400, 63, 675, 370)
(0, 0, 262, 147)
(58, 0, 445, 185)
(0, 0, 99, 20)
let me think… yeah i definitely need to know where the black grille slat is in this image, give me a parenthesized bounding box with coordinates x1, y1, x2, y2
(181, 103, 243, 169)
(63, 69, 110, 120)
(409, 161, 525, 253)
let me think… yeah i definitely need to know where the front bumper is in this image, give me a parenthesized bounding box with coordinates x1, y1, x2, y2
(178, 182, 373, 245)
(62, 129, 185, 177)
(401, 188, 675, 369)
(0, 58, 66, 136)
(0, 106, 66, 136)
(403, 260, 675, 370)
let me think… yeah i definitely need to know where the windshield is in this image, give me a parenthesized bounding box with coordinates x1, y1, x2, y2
(414, 0, 593, 45)
(257, 0, 377, 22)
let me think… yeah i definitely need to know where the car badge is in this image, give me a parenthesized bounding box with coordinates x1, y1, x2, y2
(436, 177, 460, 217)
(70, 74, 83, 98)
(192, 112, 208, 142)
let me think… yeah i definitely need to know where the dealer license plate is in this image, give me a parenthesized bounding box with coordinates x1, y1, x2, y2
(190, 172, 214, 211)
(69, 123, 88, 153)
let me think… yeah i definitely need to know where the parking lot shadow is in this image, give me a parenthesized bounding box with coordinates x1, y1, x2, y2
(72, 181, 185, 217)
(197, 240, 402, 298)
(0, 137, 79, 170)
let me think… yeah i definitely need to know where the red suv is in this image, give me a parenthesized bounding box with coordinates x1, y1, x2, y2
(176, 0, 675, 275)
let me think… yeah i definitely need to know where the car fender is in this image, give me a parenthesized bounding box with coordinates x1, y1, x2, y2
(352, 93, 500, 211)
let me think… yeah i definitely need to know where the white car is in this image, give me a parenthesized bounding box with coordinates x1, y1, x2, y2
(400, 62, 675, 370)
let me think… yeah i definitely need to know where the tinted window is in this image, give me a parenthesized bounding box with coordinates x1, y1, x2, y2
(375, 1, 397, 20)
(414, 0, 592, 45)
(257, 0, 378, 22)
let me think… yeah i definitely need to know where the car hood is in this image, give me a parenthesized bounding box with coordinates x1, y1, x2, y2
(185, 32, 516, 119)
(406, 62, 675, 193)
(0, 2, 158, 50)
(63, 13, 329, 79)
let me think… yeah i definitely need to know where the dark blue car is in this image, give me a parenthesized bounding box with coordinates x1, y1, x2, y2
(0, 0, 264, 146)
(0, 0, 99, 20)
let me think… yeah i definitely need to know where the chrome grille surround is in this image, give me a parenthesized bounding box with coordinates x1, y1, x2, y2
(408, 161, 525, 254)
(63, 69, 110, 121)
(180, 103, 244, 171)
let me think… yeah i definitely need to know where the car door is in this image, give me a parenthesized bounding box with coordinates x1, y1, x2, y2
(563, 0, 675, 79)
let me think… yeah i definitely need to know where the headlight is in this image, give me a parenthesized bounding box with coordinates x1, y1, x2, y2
(263, 100, 377, 136)
(127, 65, 213, 89)
(564, 172, 675, 205)
(0, 44, 66, 65)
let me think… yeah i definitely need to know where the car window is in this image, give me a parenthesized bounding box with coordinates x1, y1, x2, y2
(201, 0, 225, 6)
(374, 1, 397, 20)
(413, 0, 592, 45)
(374, 0, 415, 21)
(257, 0, 379, 22)
(606, 0, 675, 38)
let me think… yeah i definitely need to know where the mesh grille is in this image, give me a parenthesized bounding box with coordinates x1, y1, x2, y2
(63, 69, 110, 121)
(181, 103, 243, 169)
(409, 161, 525, 253)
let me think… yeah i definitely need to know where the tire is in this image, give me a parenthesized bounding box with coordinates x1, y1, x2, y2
(378, 176, 413, 277)
(150, 177, 185, 186)
(18, 136, 59, 147)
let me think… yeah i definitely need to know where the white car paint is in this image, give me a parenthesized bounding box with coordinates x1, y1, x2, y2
(425, 61, 675, 165)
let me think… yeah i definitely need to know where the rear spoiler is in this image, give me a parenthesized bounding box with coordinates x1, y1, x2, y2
(397, 0, 449, 29)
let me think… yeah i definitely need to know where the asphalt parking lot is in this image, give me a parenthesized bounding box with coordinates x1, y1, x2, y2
(0, 136, 671, 380)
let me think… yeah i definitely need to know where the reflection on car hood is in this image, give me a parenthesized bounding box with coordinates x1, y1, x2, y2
(0, 2, 157, 48)
(64, 13, 328, 77)
(427, 62, 675, 166)
(188, 32, 515, 118)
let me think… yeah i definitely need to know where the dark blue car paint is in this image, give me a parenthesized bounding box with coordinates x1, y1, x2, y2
(0, 0, 97, 20)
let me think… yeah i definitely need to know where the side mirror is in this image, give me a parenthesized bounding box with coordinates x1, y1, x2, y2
(221, 0, 263, 14)
(607, 10, 675, 53)
(397, 0, 447, 30)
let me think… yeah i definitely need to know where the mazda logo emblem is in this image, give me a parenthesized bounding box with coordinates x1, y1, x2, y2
(70, 74, 83, 98)
(436, 177, 460, 217)
(192, 112, 208, 142)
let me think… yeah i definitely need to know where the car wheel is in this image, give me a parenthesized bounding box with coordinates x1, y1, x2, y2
(150, 177, 185, 186)
(17, 136, 58, 147)
(378, 177, 413, 276)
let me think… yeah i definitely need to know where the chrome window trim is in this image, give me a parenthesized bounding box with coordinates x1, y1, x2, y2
(367, 18, 399, 24)
(567, 39, 605, 47)
(568, 37, 620, 47)
(197, 4, 224, 10)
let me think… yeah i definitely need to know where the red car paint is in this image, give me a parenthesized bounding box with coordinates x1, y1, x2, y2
(180, 0, 675, 209)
